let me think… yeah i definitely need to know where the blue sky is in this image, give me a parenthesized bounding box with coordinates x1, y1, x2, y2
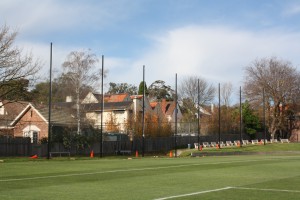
(1, 0, 300, 96)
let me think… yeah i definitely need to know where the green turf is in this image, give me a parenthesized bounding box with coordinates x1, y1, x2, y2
(1, 154, 300, 200)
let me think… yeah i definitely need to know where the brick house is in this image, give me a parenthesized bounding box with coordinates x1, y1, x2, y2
(11, 103, 49, 143)
(0, 101, 76, 143)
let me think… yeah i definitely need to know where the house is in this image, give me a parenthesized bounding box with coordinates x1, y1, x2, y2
(82, 94, 154, 133)
(154, 99, 183, 124)
(0, 101, 76, 143)
(0, 100, 30, 137)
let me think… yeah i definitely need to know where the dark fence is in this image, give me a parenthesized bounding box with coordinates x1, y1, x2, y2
(0, 134, 250, 157)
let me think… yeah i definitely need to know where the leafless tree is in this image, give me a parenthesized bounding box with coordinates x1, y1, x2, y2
(179, 75, 215, 123)
(243, 57, 300, 139)
(221, 82, 233, 107)
(0, 25, 40, 101)
(62, 50, 103, 134)
(179, 76, 215, 106)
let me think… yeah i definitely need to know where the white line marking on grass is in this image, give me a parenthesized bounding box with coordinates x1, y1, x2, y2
(233, 187, 300, 193)
(153, 187, 233, 200)
(0, 156, 296, 182)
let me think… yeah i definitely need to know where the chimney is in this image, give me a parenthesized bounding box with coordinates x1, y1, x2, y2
(66, 96, 73, 102)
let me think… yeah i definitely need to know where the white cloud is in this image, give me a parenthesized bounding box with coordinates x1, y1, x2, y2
(10, 25, 300, 95)
(130, 25, 300, 90)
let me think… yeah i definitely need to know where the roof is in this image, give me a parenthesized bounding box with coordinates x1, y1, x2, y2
(160, 99, 176, 115)
(83, 101, 133, 112)
(9, 103, 77, 126)
(83, 92, 130, 103)
(0, 101, 30, 127)
(37, 106, 77, 126)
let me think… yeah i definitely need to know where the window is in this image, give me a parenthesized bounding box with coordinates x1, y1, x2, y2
(23, 125, 40, 144)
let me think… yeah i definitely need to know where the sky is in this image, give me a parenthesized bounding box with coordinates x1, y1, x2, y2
(1, 0, 300, 96)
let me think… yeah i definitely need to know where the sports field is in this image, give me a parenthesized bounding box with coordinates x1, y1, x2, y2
(1, 154, 300, 200)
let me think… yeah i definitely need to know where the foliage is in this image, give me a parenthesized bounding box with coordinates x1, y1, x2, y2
(148, 80, 174, 101)
(242, 101, 261, 137)
(31, 75, 93, 105)
(107, 82, 137, 95)
(138, 81, 148, 95)
(0, 79, 32, 101)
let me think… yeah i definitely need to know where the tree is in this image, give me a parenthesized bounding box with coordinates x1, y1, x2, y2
(179, 76, 215, 120)
(148, 80, 174, 101)
(107, 82, 137, 95)
(241, 101, 261, 138)
(243, 57, 300, 139)
(62, 50, 102, 135)
(138, 81, 148, 95)
(0, 25, 40, 102)
(221, 82, 233, 107)
(31, 75, 93, 105)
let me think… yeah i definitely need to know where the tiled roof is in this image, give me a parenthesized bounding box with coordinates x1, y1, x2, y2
(89, 93, 130, 103)
(130, 95, 143, 100)
(150, 102, 158, 109)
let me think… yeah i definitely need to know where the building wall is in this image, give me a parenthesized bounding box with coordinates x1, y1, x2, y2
(13, 107, 48, 142)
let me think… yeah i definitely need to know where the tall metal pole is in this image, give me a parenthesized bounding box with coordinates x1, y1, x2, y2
(218, 83, 221, 147)
(100, 55, 104, 157)
(240, 86, 243, 147)
(197, 79, 200, 150)
(47, 42, 53, 159)
(263, 88, 266, 145)
(142, 65, 145, 157)
(175, 73, 178, 157)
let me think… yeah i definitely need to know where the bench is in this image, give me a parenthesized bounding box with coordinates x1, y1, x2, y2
(202, 142, 210, 148)
(226, 141, 233, 146)
(234, 140, 241, 146)
(115, 150, 131, 155)
(219, 141, 225, 148)
(270, 139, 278, 143)
(280, 139, 290, 143)
(251, 140, 259, 144)
(50, 152, 70, 158)
(210, 142, 217, 147)
(242, 140, 249, 145)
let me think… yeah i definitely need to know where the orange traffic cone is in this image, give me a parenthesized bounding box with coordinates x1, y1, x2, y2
(169, 150, 173, 158)
(90, 150, 94, 158)
(135, 150, 139, 157)
(216, 144, 219, 149)
(200, 145, 202, 151)
(30, 155, 38, 159)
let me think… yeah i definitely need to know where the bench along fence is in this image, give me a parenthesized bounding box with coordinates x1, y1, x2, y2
(0, 134, 250, 157)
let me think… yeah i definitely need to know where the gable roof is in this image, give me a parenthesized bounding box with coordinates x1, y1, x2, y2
(9, 103, 76, 127)
(0, 101, 30, 127)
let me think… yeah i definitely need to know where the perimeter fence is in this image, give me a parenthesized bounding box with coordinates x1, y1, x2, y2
(0, 133, 251, 157)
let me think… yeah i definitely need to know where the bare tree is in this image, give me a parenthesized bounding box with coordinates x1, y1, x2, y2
(0, 25, 40, 101)
(179, 75, 215, 106)
(243, 57, 300, 139)
(179, 75, 215, 127)
(221, 82, 233, 107)
(62, 50, 102, 134)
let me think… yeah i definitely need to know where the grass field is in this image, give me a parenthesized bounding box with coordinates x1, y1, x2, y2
(1, 144, 300, 199)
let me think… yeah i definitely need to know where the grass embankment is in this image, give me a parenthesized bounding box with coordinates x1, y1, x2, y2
(180, 142, 300, 157)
